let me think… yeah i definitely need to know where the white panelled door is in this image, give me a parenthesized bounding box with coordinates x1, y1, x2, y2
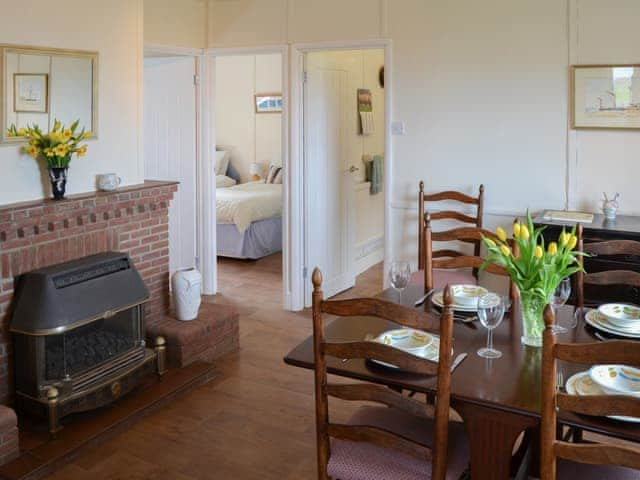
(143, 56, 197, 277)
(304, 53, 356, 304)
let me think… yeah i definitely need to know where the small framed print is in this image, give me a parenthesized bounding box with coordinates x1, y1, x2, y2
(255, 93, 282, 114)
(14, 73, 49, 113)
(572, 64, 640, 130)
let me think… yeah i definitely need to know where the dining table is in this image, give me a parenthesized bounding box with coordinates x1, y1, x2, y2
(283, 284, 640, 480)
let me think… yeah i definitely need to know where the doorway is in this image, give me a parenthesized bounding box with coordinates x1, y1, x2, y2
(211, 51, 287, 307)
(302, 48, 386, 304)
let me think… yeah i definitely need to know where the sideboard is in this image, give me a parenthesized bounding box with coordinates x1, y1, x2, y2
(534, 213, 640, 306)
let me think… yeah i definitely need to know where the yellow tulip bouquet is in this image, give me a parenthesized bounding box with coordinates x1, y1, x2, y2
(481, 212, 583, 346)
(7, 120, 90, 200)
(8, 120, 90, 168)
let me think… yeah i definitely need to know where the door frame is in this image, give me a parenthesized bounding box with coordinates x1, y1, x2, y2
(143, 44, 216, 295)
(204, 45, 294, 309)
(291, 39, 393, 307)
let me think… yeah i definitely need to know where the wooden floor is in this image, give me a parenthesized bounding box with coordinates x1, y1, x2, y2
(45, 254, 384, 479)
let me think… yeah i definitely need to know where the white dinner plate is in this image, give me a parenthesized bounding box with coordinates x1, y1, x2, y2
(431, 291, 478, 313)
(584, 310, 640, 339)
(369, 333, 441, 369)
(598, 303, 640, 329)
(565, 371, 640, 424)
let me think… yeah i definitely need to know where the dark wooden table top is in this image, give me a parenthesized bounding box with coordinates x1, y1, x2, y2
(534, 213, 640, 237)
(284, 284, 640, 443)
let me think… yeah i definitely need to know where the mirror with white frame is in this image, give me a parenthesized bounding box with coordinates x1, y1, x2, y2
(0, 44, 98, 143)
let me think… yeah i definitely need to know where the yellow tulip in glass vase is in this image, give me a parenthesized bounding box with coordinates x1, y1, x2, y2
(7, 120, 90, 200)
(481, 212, 584, 347)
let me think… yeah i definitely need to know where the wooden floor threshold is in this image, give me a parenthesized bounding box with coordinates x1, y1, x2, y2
(0, 362, 215, 480)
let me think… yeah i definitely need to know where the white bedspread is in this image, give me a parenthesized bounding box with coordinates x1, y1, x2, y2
(216, 182, 282, 233)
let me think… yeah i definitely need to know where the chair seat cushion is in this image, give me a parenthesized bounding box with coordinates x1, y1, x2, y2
(327, 406, 469, 480)
(409, 269, 477, 291)
(557, 458, 639, 479)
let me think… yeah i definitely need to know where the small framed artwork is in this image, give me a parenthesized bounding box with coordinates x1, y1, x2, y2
(255, 93, 282, 114)
(13, 73, 49, 113)
(572, 64, 640, 130)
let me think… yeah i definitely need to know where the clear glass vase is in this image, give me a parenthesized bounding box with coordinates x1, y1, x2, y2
(520, 291, 546, 347)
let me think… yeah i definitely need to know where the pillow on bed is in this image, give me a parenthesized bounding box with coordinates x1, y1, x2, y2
(264, 165, 282, 184)
(216, 175, 236, 188)
(214, 150, 230, 176)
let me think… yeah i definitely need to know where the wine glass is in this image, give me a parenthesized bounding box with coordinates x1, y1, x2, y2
(477, 293, 505, 359)
(550, 278, 571, 334)
(389, 261, 411, 304)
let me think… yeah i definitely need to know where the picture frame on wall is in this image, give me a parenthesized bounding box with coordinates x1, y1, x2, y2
(13, 73, 49, 113)
(255, 93, 282, 114)
(571, 64, 640, 130)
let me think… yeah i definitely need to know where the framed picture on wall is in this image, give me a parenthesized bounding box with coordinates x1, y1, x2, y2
(571, 64, 640, 130)
(13, 73, 48, 113)
(255, 93, 282, 114)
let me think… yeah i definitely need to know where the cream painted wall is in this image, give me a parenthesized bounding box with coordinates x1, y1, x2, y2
(207, 0, 640, 268)
(144, 0, 207, 49)
(214, 53, 282, 183)
(0, 0, 144, 205)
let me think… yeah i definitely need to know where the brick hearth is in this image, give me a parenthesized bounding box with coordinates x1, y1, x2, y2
(0, 181, 178, 405)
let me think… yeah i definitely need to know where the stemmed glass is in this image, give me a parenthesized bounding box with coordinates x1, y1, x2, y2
(550, 278, 571, 334)
(477, 293, 505, 359)
(389, 261, 411, 305)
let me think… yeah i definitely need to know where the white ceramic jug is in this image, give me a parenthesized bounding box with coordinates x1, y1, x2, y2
(171, 268, 202, 321)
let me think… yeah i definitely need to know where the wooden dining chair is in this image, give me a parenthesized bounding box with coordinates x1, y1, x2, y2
(540, 305, 640, 479)
(423, 215, 518, 300)
(417, 182, 485, 282)
(311, 269, 469, 480)
(575, 223, 640, 308)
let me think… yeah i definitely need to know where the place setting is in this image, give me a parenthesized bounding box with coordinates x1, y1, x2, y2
(563, 364, 640, 424)
(580, 302, 640, 340)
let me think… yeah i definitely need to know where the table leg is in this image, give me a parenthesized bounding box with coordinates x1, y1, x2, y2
(453, 401, 538, 480)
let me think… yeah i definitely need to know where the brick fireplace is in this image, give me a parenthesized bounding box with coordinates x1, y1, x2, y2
(0, 181, 177, 462)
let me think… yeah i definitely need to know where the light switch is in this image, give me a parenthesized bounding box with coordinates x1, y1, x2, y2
(391, 121, 405, 135)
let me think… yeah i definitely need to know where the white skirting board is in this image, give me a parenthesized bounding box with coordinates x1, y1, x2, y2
(355, 235, 384, 275)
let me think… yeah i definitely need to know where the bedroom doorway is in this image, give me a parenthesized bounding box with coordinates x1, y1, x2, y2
(212, 51, 287, 308)
(301, 47, 387, 305)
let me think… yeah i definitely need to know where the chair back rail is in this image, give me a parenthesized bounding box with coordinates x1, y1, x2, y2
(576, 224, 640, 306)
(423, 215, 517, 299)
(541, 304, 640, 479)
(320, 297, 433, 330)
(311, 267, 455, 480)
(417, 181, 485, 271)
(326, 384, 436, 420)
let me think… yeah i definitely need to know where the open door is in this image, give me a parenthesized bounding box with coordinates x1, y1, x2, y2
(143, 56, 198, 277)
(304, 52, 357, 304)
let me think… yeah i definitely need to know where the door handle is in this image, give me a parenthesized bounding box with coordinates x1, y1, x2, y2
(348, 166, 359, 173)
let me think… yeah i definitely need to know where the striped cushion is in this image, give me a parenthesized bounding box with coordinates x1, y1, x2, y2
(264, 165, 282, 184)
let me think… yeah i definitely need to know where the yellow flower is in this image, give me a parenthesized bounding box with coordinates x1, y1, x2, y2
(534, 245, 543, 259)
(559, 232, 568, 247)
(500, 245, 511, 256)
(23, 145, 38, 158)
(45, 148, 55, 157)
(53, 120, 62, 132)
(513, 222, 521, 239)
(17, 128, 27, 137)
(520, 224, 530, 240)
(81, 132, 92, 140)
(496, 227, 507, 242)
(485, 238, 496, 248)
(567, 235, 577, 250)
(54, 144, 68, 156)
(548, 242, 558, 256)
(76, 145, 88, 158)
(62, 129, 72, 140)
(49, 131, 62, 143)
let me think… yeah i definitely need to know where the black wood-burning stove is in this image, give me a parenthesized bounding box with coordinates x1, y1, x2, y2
(10, 252, 166, 436)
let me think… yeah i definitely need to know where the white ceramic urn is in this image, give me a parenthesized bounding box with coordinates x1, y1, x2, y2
(171, 268, 202, 321)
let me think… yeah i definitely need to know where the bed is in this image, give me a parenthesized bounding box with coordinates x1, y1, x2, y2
(216, 182, 282, 259)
